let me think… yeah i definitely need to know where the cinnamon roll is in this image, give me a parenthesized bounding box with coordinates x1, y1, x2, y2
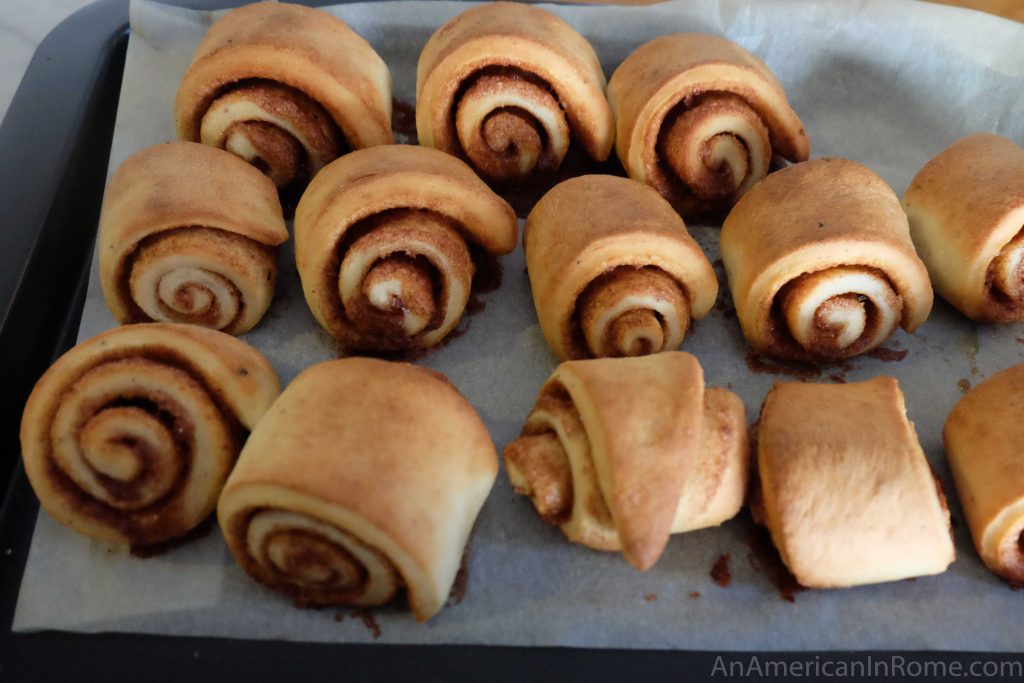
(294, 144, 517, 352)
(903, 134, 1024, 322)
(754, 377, 955, 588)
(175, 2, 392, 193)
(218, 358, 497, 620)
(99, 142, 287, 335)
(720, 158, 932, 362)
(19, 323, 279, 546)
(416, 2, 614, 184)
(504, 352, 747, 570)
(607, 34, 809, 220)
(945, 364, 1024, 582)
(524, 174, 717, 361)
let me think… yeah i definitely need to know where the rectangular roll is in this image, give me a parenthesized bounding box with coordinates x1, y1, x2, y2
(755, 377, 954, 588)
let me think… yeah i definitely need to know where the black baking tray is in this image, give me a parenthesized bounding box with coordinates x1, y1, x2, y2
(0, 1, 1021, 679)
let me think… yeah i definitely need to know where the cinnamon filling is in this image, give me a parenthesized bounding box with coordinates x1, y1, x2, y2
(452, 67, 569, 183)
(655, 92, 771, 210)
(774, 266, 902, 361)
(575, 266, 691, 358)
(200, 79, 344, 191)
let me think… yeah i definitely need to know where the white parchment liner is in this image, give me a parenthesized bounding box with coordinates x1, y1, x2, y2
(12, 0, 1024, 650)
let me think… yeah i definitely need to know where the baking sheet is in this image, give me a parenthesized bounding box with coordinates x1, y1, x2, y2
(12, 0, 1024, 650)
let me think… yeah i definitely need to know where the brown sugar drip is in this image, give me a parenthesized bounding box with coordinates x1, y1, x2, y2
(743, 521, 804, 603)
(391, 99, 418, 144)
(497, 142, 627, 218)
(129, 514, 216, 558)
(352, 608, 382, 639)
(711, 554, 732, 587)
(447, 547, 471, 606)
(744, 353, 821, 380)
(866, 346, 909, 362)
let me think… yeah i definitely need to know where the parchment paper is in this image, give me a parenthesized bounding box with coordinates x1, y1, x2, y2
(12, 0, 1024, 651)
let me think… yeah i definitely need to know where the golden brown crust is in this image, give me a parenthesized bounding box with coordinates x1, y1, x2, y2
(294, 145, 517, 351)
(217, 358, 497, 620)
(524, 174, 718, 361)
(19, 323, 280, 546)
(944, 364, 1024, 580)
(720, 158, 932, 362)
(903, 133, 1024, 322)
(98, 142, 287, 335)
(757, 377, 954, 588)
(607, 34, 809, 218)
(416, 2, 613, 182)
(503, 352, 747, 570)
(175, 2, 391, 188)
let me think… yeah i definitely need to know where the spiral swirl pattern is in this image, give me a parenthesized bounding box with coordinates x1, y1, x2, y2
(237, 510, 401, 607)
(20, 324, 280, 546)
(452, 70, 571, 183)
(657, 93, 772, 206)
(218, 358, 498, 620)
(417, 2, 614, 185)
(175, 3, 392, 192)
(199, 81, 343, 191)
(607, 33, 810, 219)
(99, 142, 288, 337)
(294, 145, 517, 353)
(524, 175, 717, 361)
(126, 227, 278, 335)
(335, 210, 474, 349)
(777, 266, 903, 359)
(721, 158, 933, 363)
(577, 267, 691, 358)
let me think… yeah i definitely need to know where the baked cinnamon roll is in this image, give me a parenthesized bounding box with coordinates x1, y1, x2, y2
(504, 352, 747, 570)
(754, 377, 954, 587)
(294, 144, 517, 352)
(175, 2, 392, 193)
(218, 358, 497, 620)
(945, 364, 1024, 582)
(19, 323, 279, 546)
(416, 2, 614, 184)
(720, 158, 932, 362)
(904, 134, 1024, 322)
(525, 174, 717, 360)
(607, 34, 809, 219)
(99, 142, 287, 335)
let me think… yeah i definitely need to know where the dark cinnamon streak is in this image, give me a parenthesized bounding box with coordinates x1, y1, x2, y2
(352, 608, 382, 639)
(866, 347, 908, 362)
(744, 354, 821, 380)
(447, 547, 471, 606)
(744, 523, 804, 603)
(710, 554, 732, 587)
(130, 514, 217, 558)
(45, 349, 247, 546)
(391, 99, 418, 144)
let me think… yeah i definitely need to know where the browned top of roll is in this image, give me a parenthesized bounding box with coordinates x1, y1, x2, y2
(758, 376, 954, 587)
(100, 141, 287, 249)
(905, 134, 1024, 244)
(608, 33, 809, 169)
(175, 2, 391, 149)
(295, 144, 517, 256)
(556, 351, 706, 570)
(721, 158, 932, 334)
